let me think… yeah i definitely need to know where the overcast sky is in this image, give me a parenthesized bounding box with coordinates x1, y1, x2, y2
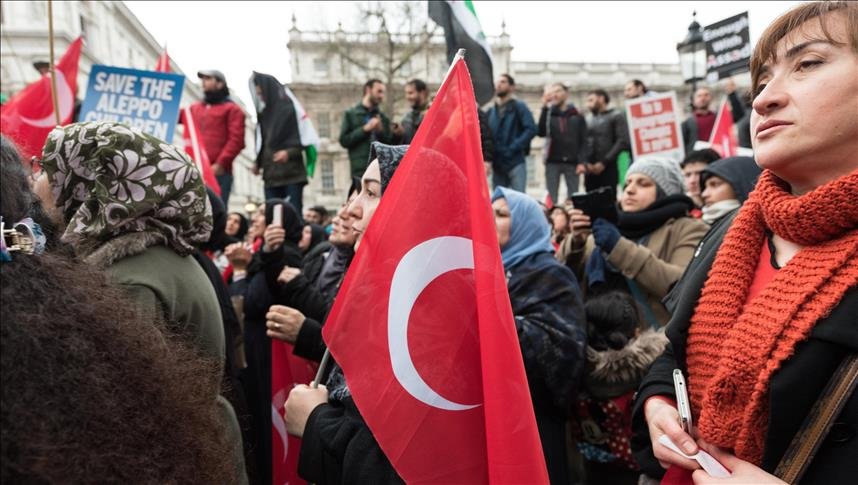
(126, 1, 799, 112)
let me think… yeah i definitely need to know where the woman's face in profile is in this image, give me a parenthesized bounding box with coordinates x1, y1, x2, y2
(346, 159, 382, 251)
(751, 12, 858, 188)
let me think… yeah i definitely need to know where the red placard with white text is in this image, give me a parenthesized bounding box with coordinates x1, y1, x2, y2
(625, 91, 684, 163)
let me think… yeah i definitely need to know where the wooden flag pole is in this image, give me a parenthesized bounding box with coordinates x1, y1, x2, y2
(47, 0, 61, 126)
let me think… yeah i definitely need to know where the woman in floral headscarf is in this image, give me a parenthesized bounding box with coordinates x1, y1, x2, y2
(34, 121, 248, 483)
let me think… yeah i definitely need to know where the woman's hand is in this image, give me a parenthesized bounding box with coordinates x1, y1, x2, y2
(224, 242, 252, 271)
(263, 225, 285, 252)
(644, 396, 701, 471)
(567, 208, 592, 249)
(278, 266, 302, 285)
(284, 384, 328, 438)
(692, 440, 785, 484)
(266, 305, 305, 343)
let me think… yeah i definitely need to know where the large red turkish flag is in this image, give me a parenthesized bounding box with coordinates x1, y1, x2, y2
(321, 58, 549, 483)
(1, 37, 83, 160)
(709, 99, 738, 158)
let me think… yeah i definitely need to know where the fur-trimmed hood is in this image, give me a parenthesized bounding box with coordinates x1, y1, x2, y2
(584, 328, 668, 400)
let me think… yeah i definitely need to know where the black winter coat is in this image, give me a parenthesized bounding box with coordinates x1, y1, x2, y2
(507, 252, 588, 484)
(631, 212, 858, 482)
(240, 244, 303, 485)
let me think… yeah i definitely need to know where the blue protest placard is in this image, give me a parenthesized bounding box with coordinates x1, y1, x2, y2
(79, 65, 185, 142)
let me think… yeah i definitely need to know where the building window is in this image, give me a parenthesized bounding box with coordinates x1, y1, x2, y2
(321, 159, 335, 193)
(314, 58, 329, 75)
(317, 112, 331, 139)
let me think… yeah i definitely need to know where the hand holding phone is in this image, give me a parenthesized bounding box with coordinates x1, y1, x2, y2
(272, 204, 283, 227)
(673, 369, 693, 433)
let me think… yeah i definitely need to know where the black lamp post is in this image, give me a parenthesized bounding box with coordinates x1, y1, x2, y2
(677, 11, 706, 106)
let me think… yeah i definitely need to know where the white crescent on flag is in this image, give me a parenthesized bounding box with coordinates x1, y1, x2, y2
(387, 236, 481, 412)
(20, 71, 74, 128)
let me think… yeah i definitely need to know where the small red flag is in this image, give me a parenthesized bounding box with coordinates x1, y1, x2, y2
(154, 48, 220, 196)
(154, 47, 170, 73)
(709, 99, 738, 158)
(272, 342, 316, 485)
(1, 37, 83, 160)
(322, 57, 549, 483)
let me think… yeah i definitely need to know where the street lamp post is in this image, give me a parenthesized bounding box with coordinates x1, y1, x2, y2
(677, 11, 706, 108)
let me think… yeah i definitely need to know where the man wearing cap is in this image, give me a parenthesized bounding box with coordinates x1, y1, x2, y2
(190, 69, 247, 206)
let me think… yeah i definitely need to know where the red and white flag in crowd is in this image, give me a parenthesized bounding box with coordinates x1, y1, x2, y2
(709, 99, 738, 158)
(154, 48, 221, 195)
(154, 46, 170, 72)
(0, 36, 83, 160)
(272, 342, 316, 485)
(322, 55, 549, 483)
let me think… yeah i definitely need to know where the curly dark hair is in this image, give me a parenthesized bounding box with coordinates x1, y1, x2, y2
(1, 252, 237, 483)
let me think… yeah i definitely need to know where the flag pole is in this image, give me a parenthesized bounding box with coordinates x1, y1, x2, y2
(312, 349, 332, 388)
(309, 50, 472, 391)
(47, 0, 61, 126)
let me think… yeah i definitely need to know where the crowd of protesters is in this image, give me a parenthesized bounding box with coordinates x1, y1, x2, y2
(2, 2, 857, 484)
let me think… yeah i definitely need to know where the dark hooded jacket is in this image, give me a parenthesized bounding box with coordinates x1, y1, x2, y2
(239, 199, 304, 485)
(251, 72, 306, 188)
(193, 189, 255, 483)
(302, 224, 332, 285)
(298, 142, 408, 485)
(700, 156, 761, 203)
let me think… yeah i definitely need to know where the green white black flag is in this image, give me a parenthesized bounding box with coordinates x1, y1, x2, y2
(428, 0, 494, 105)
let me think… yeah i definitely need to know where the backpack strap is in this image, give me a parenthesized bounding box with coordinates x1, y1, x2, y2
(774, 354, 858, 483)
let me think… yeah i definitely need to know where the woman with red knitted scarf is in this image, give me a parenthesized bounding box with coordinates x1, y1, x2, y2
(632, 3, 858, 484)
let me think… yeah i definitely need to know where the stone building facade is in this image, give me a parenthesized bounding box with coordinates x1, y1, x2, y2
(284, 15, 747, 207)
(0, 0, 263, 213)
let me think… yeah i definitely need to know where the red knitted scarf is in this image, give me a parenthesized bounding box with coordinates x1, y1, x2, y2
(685, 169, 858, 465)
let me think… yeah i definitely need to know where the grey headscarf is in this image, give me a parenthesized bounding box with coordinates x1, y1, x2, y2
(369, 142, 409, 193)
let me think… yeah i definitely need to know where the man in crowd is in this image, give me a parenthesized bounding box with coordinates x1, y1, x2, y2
(192, 69, 247, 206)
(392, 79, 429, 144)
(487, 74, 536, 192)
(339, 79, 394, 178)
(680, 81, 746, 154)
(680, 148, 721, 215)
(583, 89, 629, 193)
(303, 205, 328, 226)
(623, 79, 651, 99)
(537, 83, 589, 204)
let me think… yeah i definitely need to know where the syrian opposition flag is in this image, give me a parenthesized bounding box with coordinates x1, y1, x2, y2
(154, 48, 220, 195)
(283, 85, 320, 178)
(429, 1, 494, 106)
(1, 36, 83, 160)
(321, 55, 548, 483)
(709, 99, 738, 158)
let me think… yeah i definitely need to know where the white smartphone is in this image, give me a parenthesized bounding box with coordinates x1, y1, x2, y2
(272, 204, 283, 227)
(673, 369, 693, 433)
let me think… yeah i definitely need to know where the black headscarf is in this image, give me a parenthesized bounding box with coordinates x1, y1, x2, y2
(227, 212, 249, 241)
(202, 187, 236, 252)
(250, 72, 301, 152)
(305, 223, 327, 254)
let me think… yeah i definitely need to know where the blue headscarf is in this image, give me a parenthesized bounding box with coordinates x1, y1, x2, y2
(492, 187, 554, 269)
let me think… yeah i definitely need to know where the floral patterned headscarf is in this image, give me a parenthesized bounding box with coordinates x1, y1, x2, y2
(40, 122, 212, 258)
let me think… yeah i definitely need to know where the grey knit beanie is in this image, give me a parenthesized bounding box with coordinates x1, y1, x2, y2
(625, 157, 686, 197)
